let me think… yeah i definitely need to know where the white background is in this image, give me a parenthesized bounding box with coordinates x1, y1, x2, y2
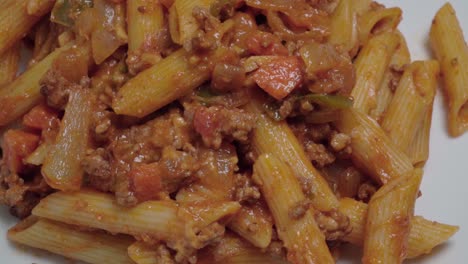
(1, 0, 467, 263)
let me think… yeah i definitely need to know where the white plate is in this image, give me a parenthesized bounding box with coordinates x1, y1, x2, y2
(1, 0, 467, 263)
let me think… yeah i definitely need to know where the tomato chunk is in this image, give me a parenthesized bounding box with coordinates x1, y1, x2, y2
(23, 103, 59, 130)
(253, 56, 303, 100)
(128, 163, 162, 202)
(2, 130, 40, 173)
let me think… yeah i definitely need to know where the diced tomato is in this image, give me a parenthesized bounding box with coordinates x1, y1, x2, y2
(22, 103, 59, 130)
(246, 31, 289, 56)
(253, 56, 303, 100)
(128, 163, 162, 202)
(2, 130, 40, 173)
(193, 107, 221, 140)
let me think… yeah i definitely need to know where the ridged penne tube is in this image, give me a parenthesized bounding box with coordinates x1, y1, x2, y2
(0, 44, 71, 126)
(335, 109, 413, 184)
(362, 169, 422, 263)
(371, 31, 411, 121)
(42, 89, 92, 191)
(358, 7, 402, 44)
(246, 98, 339, 212)
(113, 49, 211, 118)
(430, 3, 468, 137)
(328, 0, 358, 55)
(351, 32, 400, 114)
(407, 106, 433, 167)
(381, 61, 439, 153)
(0, 0, 54, 55)
(8, 217, 134, 264)
(227, 203, 273, 249)
(197, 233, 288, 264)
(127, 0, 164, 52)
(169, 0, 215, 44)
(128, 242, 167, 264)
(0, 46, 20, 87)
(253, 154, 334, 264)
(33, 190, 239, 242)
(352, 0, 372, 14)
(339, 198, 459, 259)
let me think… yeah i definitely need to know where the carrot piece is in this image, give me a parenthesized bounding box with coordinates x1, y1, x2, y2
(2, 130, 40, 173)
(253, 56, 303, 100)
(22, 103, 59, 130)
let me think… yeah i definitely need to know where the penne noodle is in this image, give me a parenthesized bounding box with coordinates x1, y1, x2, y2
(33, 190, 239, 245)
(328, 0, 359, 55)
(381, 61, 439, 153)
(227, 203, 273, 249)
(127, 0, 165, 73)
(128, 242, 172, 264)
(407, 106, 433, 167)
(0, 0, 54, 55)
(42, 89, 92, 191)
(0, 46, 20, 87)
(351, 32, 400, 114)
(358, 7, 402, 45)
(371, 30, 411, 121)
(8, 217, 134, 264)
(362, 169, 422, 263)
(0, 44, 72, 127)
(430, 3, 468, 137)
(339, 197, 459, 259)
(169, 0, 216, 44)
(335, 108, 414, 185)
(113, 49, 212, 118)
(246, 96, 339, 212)
(253, 154, 334, 264)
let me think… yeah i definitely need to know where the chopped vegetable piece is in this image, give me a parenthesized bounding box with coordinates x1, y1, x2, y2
(128, 163, 163, 202)
(253, 56, 303, 100)
(2, 130, 40, 173)
(22, 103, 59, 131)
(51, 0, 93, 27)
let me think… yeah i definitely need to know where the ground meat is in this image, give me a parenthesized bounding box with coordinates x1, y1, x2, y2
(358, 181, 378, 203)
(289, 199, 312, 219)
(314, 210, 351, 241)
(304, 141, 335, 168)
(233, 173, 260, 202)
(193, 106, 256, 149)
(330, 133, 351, 152)
(291, 122, 333, 143)
(40, 68, 90, 110)
(82, 148, 113, 192)
(0, 163, 52, 218)
(153, 244, 176, 264)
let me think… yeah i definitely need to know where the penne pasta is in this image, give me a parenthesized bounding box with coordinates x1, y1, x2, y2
(351, 32, 400, 114)
(113, 49, 212, 118)
(0, 0, 54, 55)
(339, 197, 459, 259)
(407, 106, 433, 167)
(227, 203, 273, 249)
(253, 154, 334, 264)
(8, 217, 134, 264)
(430, 2, 468, 137)
(381, 61, 439, 153)
(169, 0, 216, 44)
(358, 7, 402, 45)
(246, 96, 339, 212)
(328, 0, 359, 55)
(127, 0, 165, 73)
(371, 30, 411, 121)
(362, 169, 422, 263)
(42, 89, 92, 191)
(0, 46, 20, 87)
(335, 108, 414, 184)
(0, 44, 72, 127)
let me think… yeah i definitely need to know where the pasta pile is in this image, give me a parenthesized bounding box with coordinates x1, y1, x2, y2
(0, 0, 466, 263)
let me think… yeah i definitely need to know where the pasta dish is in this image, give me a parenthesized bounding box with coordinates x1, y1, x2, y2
(0, 0, 466, 263)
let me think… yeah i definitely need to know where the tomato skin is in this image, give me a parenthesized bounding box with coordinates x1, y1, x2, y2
(128, 163, 162, 202)
(193, 106, 221, 140)
(2, 130, 40, 173)
(253, 56, 303, 100)
(22, 103, 59, 131)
